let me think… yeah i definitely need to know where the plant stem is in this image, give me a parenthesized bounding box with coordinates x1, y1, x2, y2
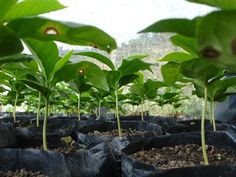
(13, 93, 18, 123)
(36, 92, 41, 127)
(77, 93, 80, 121)
(211, 101, 216, 131)
(141, 99, 144, 121)
(43, 98, 49, 151)
(115, 89, 122, 138)
(98, 100, 101, 119)
(201, 86, 209, 165)
(209, 101, 213, 124)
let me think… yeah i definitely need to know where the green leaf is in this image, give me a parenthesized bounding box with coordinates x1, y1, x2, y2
(119, 74, 139, 87)
(180, 58, 221, 86)
(105, 71, 120, 89)
(0, 26, 23, 57)
(1, 0, 65, 22)
(0, 54, 33, 64)
(54, 61, 109, 91)
(22, 80, 51, 98)
(0, 0, 16, 21)
(187, 0, 236, 9)
(51, 50, 73, 78)
(161, 62, 183, 85)
(129, 83, 146, 98)
(170, 34, 198, 56)
(159, 52, 194, 63)
(208, 76, 236, 101)
(118, 55, 151, 76)
(196, 11, 236, 72)
(74, 51, 115, 70)
(140, 18, 197, 37)
(145, 79, 166, 99)
(24, 39, 59, 79)
(8, 17, 117, 52)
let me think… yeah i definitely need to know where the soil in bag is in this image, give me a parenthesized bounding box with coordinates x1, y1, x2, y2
(122, 131, 236, 177)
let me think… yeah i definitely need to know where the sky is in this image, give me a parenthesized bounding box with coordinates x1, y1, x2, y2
(43, 0, 214, 46)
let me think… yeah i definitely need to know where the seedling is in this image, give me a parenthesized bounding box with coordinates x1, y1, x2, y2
(75, 52, 152, 137)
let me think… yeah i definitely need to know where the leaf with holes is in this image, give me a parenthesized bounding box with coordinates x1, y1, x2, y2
(196, 11, 236, 72)
(8, 17, 117, 53)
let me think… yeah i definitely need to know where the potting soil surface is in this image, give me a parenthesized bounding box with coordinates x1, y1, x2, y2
(0, 169, 48, 177)
(88, 129, 146, 137)
(131, 144, 236, 169)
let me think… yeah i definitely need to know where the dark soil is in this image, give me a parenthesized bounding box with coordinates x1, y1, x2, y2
(0, 169, 48, 177)
(34, 137, 80, 154)
(88, 129, 146, 137)
(131, 144, 236, 169)
(53, 141, 79, 154)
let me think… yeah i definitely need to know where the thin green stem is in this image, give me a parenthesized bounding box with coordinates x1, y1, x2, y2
(212, 101, 216, 131)
(13, 93, 18, 123)
(98, 100, 101, 119)
(201, 86, 209, 165)
(141, 99, 144, 121)
(209, 101, 213, 124)
(115, 89, 122, 138)
(36, 92, 41, 127)
(43, 98, 49, 151)
(77, 93, 80, 121)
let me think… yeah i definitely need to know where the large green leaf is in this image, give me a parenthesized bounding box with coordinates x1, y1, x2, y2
(1, 0, 65, 22)
(187, 0, 236, 9)
(170, 34, 198, 56)
(0, 0, 16, 21)
(159, 52, 194, 63)
(24, 39, 59, 79)
(196, 11, 236, 72)
(0, 26, 23, 57)
(180, 58, 221, 86)
(161, 62, 183, 85)
(140, 18, 197, 37)
(74, 51, 115, 70)
(118, 55, 152, 76)
(54, 61, 109, 91)
(8, 17, 117, 52)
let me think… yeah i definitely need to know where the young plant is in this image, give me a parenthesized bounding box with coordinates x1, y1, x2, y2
(0, 68, 29, 122)
(15, 41, 110, 150)
(75, 52, 152, 137)
(140, 0, 236, 166)
(129, 73, 167, 120)
(179, 58, 222, 165)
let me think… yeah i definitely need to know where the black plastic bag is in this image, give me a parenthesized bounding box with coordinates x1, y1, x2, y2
(73, 121, 163, 148)
(16, 118, 78, 148)
(167, 119, 236, 134)
(0, 142, 118, 177)
(122, 131, 236, 177)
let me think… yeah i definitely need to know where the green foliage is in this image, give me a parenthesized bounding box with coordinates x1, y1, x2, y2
(8, 17, 116, 52)
(187, 0, 236, 9)
(140, 18, 197, 37)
